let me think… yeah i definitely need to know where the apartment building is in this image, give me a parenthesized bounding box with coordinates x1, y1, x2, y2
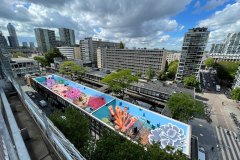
(176, 27, 209, 81)
(209, 32, 240, 62)
(57, 47, 81, 60)
(34, 28, 56, 53)
(166, 51, 181, 63)
(59, 28, 75, 46)
(79, 37, 120, 66)
(97, 48, 167, 73)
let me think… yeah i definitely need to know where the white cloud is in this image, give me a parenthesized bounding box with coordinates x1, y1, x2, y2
(198, 2, 240, 49)
(0, 0, 192, 49)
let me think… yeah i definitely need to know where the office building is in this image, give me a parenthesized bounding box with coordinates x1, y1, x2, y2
(209, 32, 240, 61)
(10, 57, 39, 78)
(57, 46, 81, 60)
(7, 23, 19, 47)
(166, 51, 181, 63)
(59, 28, 75, 46)
(7, 36, 17, 48)
(0, 31, 8, 47)
(97, 48, 167, 73)
(176, 27, 209, 81)
(79, 37, 120, 66)
(22, 42, 28, 48)
(34, 28, 56, 53)
(29, 42, 35, 50)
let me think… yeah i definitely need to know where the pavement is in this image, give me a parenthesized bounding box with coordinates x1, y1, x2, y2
(195, 90, 240, 160)
(189, 118, 219, 160)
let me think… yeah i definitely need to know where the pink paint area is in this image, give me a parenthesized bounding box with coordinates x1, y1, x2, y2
(52, 84, 69, 95)
(88, 96, 106, 110)
(66, 88, 82, 100)
(46, 78, 56, 88)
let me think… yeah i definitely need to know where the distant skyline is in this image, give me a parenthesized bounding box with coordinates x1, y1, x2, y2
(0, 0, 240, 50)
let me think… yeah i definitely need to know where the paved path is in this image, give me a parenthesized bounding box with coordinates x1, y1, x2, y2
(196, 92, 240, 132)
(215, 126, 240, 160)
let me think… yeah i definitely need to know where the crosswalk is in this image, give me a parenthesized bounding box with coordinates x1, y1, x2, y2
(215, 126, 240, 160)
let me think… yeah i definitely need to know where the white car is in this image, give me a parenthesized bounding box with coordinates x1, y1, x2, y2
(198, 147, 206, 160)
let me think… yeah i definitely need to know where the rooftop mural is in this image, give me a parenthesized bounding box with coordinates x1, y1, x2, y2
(34, 75, 191, 156)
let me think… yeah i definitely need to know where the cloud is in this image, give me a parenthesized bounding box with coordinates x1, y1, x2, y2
(0, 0, 192, 49)
(195, 0, 228, 13)
(198, 2, 240, 48)
(194, 1, 201, 8)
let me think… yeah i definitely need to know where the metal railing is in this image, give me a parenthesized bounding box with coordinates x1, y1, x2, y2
(0, 49, 86, 160)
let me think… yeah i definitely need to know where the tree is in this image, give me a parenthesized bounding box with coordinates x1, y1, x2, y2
(50, 108, 90, 150)
(59, 61, 85, 79)
(12, 52, 27, 58)
(157, 71, 167, 81)
(44, 48, 65, 65)
(167, 93, 205, 122)
(183, 75, 199, 89)
(101, 69, 138, 98)
(167, 60, 179, 80)
(136, 72, 143, 78)
(231, 87, 240, 101)
(216, 61, 240, 85)
(90, 131, 188, 160)
(119, 41, 125, 49)
(34, 56, 48, 66)
(146, 66, 155, 81)
(204, 58, 215, 68)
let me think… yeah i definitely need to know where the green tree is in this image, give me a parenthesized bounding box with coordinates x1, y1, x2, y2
(167, 60, 179, 80)
(146, 66, 155, 81)
(119, 41, 125, 49)
(231, 87, 240, 101)
(59, 61, 85, 79)
(101, 69, 138, 98)
(12, 52, 27, 58)
(91, 131, 188, 160)
(167, 93, 205, 122)
(136, 72, 143, 78)
(34, 56, 48, 66)
(157, 71, 167, 81)
(44, 48, 65, 65)
(183, 75, 199, 88)
(204, 58, 215, 68)
(50, 108, 90, 150)
(216, 61, 240, 84)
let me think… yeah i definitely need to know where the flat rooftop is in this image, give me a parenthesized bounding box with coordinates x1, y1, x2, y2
(133, 81, 194, 96)
(34, 75, 191, 156)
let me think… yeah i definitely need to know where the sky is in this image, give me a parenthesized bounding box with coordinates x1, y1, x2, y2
(0, 0, 240, 50)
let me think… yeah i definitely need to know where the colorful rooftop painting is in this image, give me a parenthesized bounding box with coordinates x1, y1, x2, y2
(34, 75, 191, 156)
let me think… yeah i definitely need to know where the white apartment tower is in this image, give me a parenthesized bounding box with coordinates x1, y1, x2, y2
(176, 27, 209, 81)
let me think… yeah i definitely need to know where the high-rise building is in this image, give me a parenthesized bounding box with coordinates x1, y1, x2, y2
(7, 23, 19, 47)
(34, 28, 56, 53)
(0, 31, 8, 47)
(79, 37, 120, 66)
(29, 42, 35, 50)
(57, 46, 80, 60)
(22, 42, 28, 48)
(166, 51, 181, 63)
(209, 32, 240, 62)
(59, 28, 75, 46)
(97, 48, 167, 73)
(7, 36, 17, 48)
(176, 27, 209, 81)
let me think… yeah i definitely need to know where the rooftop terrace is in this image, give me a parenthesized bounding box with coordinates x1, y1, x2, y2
(34, 75, 191, 156)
